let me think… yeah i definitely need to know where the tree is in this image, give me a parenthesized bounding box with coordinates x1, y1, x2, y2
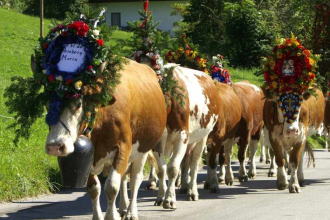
(223, 0, 274, 67)
(183, 0, 225, 56)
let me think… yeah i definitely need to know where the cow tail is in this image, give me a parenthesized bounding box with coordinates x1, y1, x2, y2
(305, 141, 315, 168)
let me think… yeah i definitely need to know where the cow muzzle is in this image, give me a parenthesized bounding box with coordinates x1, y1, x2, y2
(46, 142, 71, 156)
(284, 127, 299, 137)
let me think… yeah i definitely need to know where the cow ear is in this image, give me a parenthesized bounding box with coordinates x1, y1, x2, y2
(108, 96, 116, 105)
(303, 92, 311, 100)
(31, 54, 37, 74)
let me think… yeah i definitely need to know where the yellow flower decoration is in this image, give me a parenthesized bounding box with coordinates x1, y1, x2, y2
(74, 80, 83, 90)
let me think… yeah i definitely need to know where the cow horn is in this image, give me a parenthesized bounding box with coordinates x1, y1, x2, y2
(99, 61, 108, 73)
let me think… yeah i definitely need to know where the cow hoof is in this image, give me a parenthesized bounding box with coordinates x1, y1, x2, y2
(266, 160, 271, 164)
(123, 214, 139, 220)
(204, 181, 210, 190)
(248, 171, 256, 179)
(163, 200, 176, 210)
(188, 193, 199, 201)
(239, 175, 248, 182)
(277, 182, 288, 190)
(218, 177, 224, 184)
(268, 171, 275, 177)
(146, 181, 157, 190)
(119, 210, 127, 217)
(154, 197, 164, 206)
(105, 212, 120, 220)
(225, 179, 233, 186)
(289, 184, 301, 193)
(299, 180, 305, 187)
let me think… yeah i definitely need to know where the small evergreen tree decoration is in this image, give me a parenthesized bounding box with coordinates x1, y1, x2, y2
(129, 0, 165, 74)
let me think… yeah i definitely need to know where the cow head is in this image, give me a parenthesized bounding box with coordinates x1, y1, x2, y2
(276, 93, 303, 137)
(45, 98, 84, 156)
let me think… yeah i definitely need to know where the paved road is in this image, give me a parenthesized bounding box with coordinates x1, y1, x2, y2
(1, 150, 330, 220)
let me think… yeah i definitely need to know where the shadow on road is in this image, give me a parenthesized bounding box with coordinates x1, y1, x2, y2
(2, 163, 330, 219)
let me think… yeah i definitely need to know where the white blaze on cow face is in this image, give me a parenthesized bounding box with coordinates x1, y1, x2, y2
(277, 104, 301, 138)
(45, 99, 83, 156)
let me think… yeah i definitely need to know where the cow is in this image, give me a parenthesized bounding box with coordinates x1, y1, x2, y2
(45, 59, 167, 220)
(263, 89, 324, 193)
(204, 82, 265, 191)
(151, 64, 221, 209)
(324, 97, 330, 152)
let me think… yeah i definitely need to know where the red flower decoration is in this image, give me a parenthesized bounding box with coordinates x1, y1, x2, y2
(144, 0, 149, 11)
(96, 39, 104, 46)
(42, 43, 49, 49)
(68, 21, 89, 37)
(87, 65, 93, 70)
(65, 79, 73, 85)
(48, 74, 55, 82)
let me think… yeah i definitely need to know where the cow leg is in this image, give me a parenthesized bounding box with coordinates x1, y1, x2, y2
(265, 145, 271, 164)
(224, 139, 235, 186)
(298, 150, 305, 186)
(119, 173, 129, 217)
(288, 142, 305, 193)
(205, 145, 220, 193)
(146, 165, 158, 190)
(248, 139, 259, 179)
(104, 167, 122, 220)
(125, 152, 149, 220)
(268, 147, 277, 177)
(218, 147, 225, 183)
(180, 153, 190, 193)
(87, 174, 103, 220)
(187, 137, 207, 201)
(326, 134, 330, 152)
(238, 138, 249, 182)
(269, 133, 288, 189)
(259, 130, 265, 163)
(152, 151, 167, 206)
(163, 131, 188, 209)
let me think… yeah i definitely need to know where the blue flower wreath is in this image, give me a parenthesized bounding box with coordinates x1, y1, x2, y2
(43, 35, 95, 126)
(44, 35, 94, 80)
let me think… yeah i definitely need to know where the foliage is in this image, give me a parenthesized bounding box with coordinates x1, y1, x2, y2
(5, 13, 122, 143)
(117, 8, 173, 58)
(223, 0, 274, 67)
(183, 0, 225, 56)
(160, 66, 185, 106)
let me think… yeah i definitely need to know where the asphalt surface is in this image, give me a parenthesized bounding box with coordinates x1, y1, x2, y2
(1, 150, 330, 220)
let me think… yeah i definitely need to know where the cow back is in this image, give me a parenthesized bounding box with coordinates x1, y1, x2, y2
(91, 60, 167, 159)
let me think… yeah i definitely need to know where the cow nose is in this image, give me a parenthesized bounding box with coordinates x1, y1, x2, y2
(286, 127, 299, 136)
(46, 142, 65, 156)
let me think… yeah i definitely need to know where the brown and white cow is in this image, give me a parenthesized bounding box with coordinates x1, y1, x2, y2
(263, 89, 324, 193)
(205, 82, 264, 192)
(45, 60, 167, 220)
(151, 64, 221, 209)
